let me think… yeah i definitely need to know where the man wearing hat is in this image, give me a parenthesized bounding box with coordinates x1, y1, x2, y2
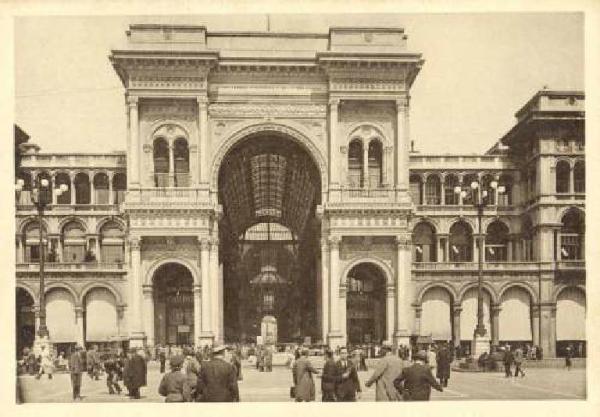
(335, 347, 361, 401)
(321, 349, 338, 401)
(365, 343, 406, 401)
(158, 355, 192, 402)
(68, 345, 85, 401)
(196, 345, 239, 402)
(393, 350, 443, 401)
(123, 348, 147, 399)
(292, 347, 319, 402)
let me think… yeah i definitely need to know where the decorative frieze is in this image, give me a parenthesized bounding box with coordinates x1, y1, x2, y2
(208, 103, 327, 119)
(140, 100, 197, 123)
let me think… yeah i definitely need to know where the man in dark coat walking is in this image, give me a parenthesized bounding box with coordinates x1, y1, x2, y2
(159, 346, 167, 373)
(393, 350, 443, 401)
(321, 349, 337, 401)
(69, 345, 85, 401)
(196, 345, 239, 402)
(123, 348, 147, 399)
(335, 347, 361, 401)
(435, 343, 452, 387)
(503, 345, 514, 378)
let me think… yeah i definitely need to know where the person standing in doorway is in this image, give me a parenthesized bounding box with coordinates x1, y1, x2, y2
(364, 344, 405, 401)
(69, 345, 85, 401)
(565, 345, 573, 371)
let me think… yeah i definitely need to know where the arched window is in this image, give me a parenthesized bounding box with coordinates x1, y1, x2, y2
(521, 217, 534, 261)
(449, 221, 473, 262)
(556, 160, 570, 193)
(498, 174, 513, 206)
(444, 174, 459, 205)
(24, 222, 47, 262)
(112, 173, 126, 205)
(482, 174, 496, 205)
(368, 140, 383, 188)
(462, 174, 478, 205)
(173, 138, 190, 187)
(574, 161, 585, 193)
(560, 209, 585, 260)
(412, 222, 437, 262)
(62, 221, 86, 263)
(54, 173, 71, 205)
(409, 174, 422, 205)
(486, 221, 509, 261)
(425, 175, 441, 205)
(16, 172, 32, 206)
(93, 173, 109, 205)
(348, 139, 363, 188)
(100, 221, 124, 264)
(153, 137, 169, 187)
(74, 173, 90, 204)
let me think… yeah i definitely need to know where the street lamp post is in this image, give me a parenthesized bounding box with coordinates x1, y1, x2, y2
(16, 177, 67, 351)
(454, 180, 505, 359)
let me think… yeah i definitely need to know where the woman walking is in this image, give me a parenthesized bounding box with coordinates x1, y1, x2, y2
(292, 348, 319, 402)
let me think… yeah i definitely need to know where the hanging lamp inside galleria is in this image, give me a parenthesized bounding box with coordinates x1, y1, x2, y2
(15, 25, 585, 358)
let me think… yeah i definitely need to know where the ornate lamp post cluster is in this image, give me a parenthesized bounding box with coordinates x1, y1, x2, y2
(15, 177, 68, 347)
(454, 180, 505, 357)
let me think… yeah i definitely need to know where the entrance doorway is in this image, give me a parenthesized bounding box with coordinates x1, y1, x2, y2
(346, 263, 387, 345)
(218, 133, 322, 344)
(153, 263, 194, 346)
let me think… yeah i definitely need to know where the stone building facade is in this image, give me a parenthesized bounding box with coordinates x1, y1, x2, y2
(15, 25, 585, 358)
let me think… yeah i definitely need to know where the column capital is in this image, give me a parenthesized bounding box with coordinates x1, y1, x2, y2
(74, 306, 84, 318)
(126, 95, 139, 107)
(196, 95, 208, 105)
(142, 285, 153, 295)
(386, 284, 396, 296)
(395, 234, 411, 249)
(329, 98, 340, 107)
(199, 237, 210, 251)
(339, 284, 347, 298)
(129, 236, 141, 250)
(193, 284, 202, 294)
(320, 237, 330, 251)
(339, 145, 348, 154)
(395, 96, 409, 111)
(209, 237, 219, 250)
(328, 235, 341, 249)
(491, 303, 502, 314)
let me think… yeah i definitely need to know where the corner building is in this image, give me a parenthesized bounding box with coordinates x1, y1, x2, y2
(15, 25, 585, 358)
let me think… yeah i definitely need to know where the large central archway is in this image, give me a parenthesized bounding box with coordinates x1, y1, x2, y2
(218, 132, 322, 343)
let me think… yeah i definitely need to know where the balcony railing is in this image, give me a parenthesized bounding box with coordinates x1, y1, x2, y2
(556, 260, 586, 270)
(339, 188, 395, 202)
(413, 261, 552, 271)
(16, 262, 125, 271)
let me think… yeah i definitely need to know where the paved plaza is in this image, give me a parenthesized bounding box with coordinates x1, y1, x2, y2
(18, 361, 586, 403)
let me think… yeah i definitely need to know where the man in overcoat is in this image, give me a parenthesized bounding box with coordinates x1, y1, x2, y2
(195, 345, 239, 402)
(321, 349, 337, 401)
(69, 345, 85, 401)
(292, 348, 319, 402)
(435, 343, 452, 387)
(123, 348, 147, 399)
(364, 344, 405, 401)
(335, 347, 361, 401)
(393, 350, 443, 401)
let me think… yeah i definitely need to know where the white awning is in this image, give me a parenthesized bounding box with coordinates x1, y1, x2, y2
(420, 287, 452, 340)
(46, 289, 78, 343)
(85, 288, 118, 342)
(557, 288, 586, 341)
(499, 287, 532, 341)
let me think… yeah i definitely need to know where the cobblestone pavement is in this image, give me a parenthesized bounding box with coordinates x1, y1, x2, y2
(18, 361, 586, 403)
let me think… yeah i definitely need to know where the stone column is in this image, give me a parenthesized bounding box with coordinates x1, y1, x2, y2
(362, 142, 369, 189)
(491, 304, 501, 346)
(386, 284, 395, 344)
(321, 238, 330, 344)
(539, 303, 557, 357)
(108, 172, 114, 205)
(69, 172, 76, 204)
(142, 285, 154, 348)
(127, 96, 140, 186)
(329, 99, 340, 188)
(339, 282, 347, 346)
(197, 97, 208, 185)
(75, 306, 85, 347)
(193, 284, 202, 348)
(209, 237, 221, 343)
(452, 303, 462, 349)
(199, 237, 213, 345)
(95, 237, 101, 263)
(395, 97, 410, 190)
(394, 234, 413, 347)
(168, 144, 175, 187)
(531, 304, 540, 346)
(413, 305, 422, 338)
(440, 175, 446, 205)
(128, 236, 144, 347)
(89, 171, 95, 205)
(327, 236, 343, 348)
(16, 238, 22, 263)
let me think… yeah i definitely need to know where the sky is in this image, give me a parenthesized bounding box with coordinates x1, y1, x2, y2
(14, 13, 584, 154)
